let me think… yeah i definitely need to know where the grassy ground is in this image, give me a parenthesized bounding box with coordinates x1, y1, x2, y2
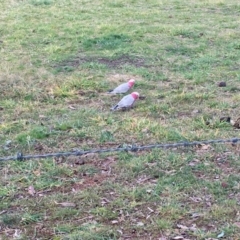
(0, 0, 240, 239)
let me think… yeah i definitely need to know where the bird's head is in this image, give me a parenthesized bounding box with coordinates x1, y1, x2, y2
(128, 79, 135, 87)
(131, 92, 139, 100)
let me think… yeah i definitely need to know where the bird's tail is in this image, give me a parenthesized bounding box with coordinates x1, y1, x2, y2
(107, 89, 114, 94)
(110, 105, 118, 111)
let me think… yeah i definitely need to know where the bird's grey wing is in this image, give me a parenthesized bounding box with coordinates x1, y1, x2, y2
(117, 95, 134, 108)
(111, 95, 135, 111)
(110, 96, 125, 110)
(111, 83, 129, 94)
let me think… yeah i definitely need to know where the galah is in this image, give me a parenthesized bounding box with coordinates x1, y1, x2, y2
(108, 79, 135, 94)
(111, 92, 139, 111)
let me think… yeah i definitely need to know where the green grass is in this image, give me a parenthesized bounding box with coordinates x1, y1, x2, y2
(0, 0, 240, 239)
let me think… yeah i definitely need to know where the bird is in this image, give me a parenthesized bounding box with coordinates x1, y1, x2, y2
(111, 92, 139, 111)
(108, 79, 135, 94)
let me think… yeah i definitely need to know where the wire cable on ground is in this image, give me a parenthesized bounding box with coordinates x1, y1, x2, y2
(0, 137, 239, 162)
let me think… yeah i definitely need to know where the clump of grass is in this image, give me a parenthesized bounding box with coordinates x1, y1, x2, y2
(1, 214, 21, 226)
(30, 0, 53, 6)
(82, 34, 131, 50)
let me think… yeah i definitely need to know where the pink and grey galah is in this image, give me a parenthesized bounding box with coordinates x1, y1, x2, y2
(108, 79, 135, 94)
(111, 92, 139, 111)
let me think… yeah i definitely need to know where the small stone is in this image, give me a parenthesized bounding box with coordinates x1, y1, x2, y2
(221, 182, 228, 188)
(192, 109, 200, 114)
(5, 140, 12, 146)
(218, 82, 226, 87)
(111, 220, 118, 224)
(137, 222, 144, 226)
(205, 121, 210, 125)
(220, 117, 231, 123)
(75, 158, 85, 165)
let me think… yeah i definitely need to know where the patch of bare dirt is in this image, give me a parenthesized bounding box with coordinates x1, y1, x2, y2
(107, 73, 143, 83)
(72, 175, 110, 191)
(55, 54, 148, 70)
